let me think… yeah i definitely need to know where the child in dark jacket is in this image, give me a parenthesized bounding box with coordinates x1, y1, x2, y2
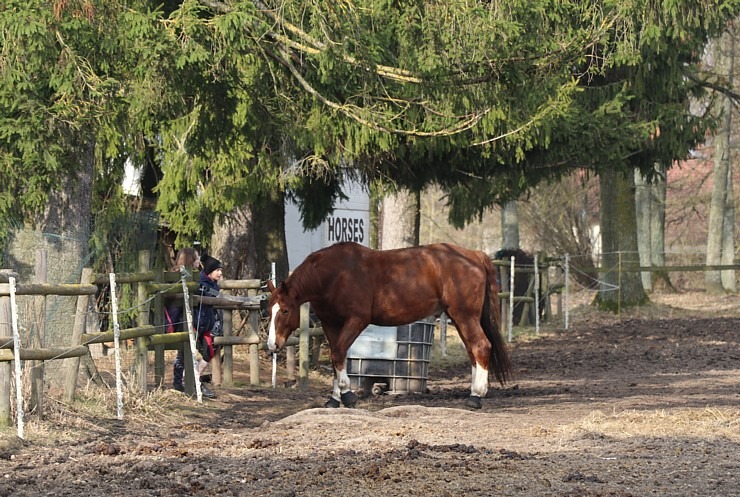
(194, 255, 224, 398)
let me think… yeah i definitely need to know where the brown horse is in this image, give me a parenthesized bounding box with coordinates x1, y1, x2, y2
(267, 242, 512, 409)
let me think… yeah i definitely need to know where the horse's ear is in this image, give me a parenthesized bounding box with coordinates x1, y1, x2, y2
(266, 280, 276, 293)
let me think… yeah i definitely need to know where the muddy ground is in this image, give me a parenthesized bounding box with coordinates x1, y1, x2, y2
(0, 292, 738, 496)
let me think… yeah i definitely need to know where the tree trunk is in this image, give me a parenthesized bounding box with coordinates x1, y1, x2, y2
(595, 169, 648, 311)
(210, 205, 258, 280)
(253, 191, 289, 283)
(379, 189, 419, 249)
(635, 164, 672, 292)
(9, 138, 96, 388)
(634, 170, 653, 291)
(720, 160, 736, 292)
(413, 190, 421, 247)
(210, 190, 288, 284)
(705, 27, 735, 294)
(650, 162, 673, 290)
(501, 200, 520, 250)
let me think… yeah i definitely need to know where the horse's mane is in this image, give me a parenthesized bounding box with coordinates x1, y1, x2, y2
(285, 252, 326, 301)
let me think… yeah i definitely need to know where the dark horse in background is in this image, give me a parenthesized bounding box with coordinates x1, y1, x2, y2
(267, 242, 512, 409)
(495, 248, 547, 326)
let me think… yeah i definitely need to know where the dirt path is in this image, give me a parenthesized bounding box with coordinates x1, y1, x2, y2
(0, 301, 739, 497)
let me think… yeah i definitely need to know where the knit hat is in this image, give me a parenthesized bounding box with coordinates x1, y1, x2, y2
(201, 255, 223, 276)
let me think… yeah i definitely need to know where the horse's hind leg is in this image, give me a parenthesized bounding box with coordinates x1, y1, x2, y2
(466, 362, 489, 409)
(450, 316, 491, 409)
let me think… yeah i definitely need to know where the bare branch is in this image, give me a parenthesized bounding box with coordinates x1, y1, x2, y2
(684, 69, 740, 107)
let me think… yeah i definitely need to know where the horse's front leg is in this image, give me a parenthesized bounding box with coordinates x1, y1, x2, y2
(322, 322, 361, 408)
(324, 358, 357, 408)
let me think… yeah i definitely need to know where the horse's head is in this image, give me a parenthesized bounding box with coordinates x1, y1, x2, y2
(266, 280, 300, 352)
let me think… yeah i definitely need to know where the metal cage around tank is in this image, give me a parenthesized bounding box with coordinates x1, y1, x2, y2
(346, 319, 435, 394)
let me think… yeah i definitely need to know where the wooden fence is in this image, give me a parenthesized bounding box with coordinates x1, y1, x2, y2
(0, 252, 323, 427)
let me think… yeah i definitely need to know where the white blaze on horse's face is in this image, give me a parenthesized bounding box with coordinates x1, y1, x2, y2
(267, 303, 280, 352)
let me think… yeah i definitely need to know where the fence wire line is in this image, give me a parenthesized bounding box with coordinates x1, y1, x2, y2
(566, 262, 621, 292)
(0, 272, 196, 376)
(4, 269, 258, 380)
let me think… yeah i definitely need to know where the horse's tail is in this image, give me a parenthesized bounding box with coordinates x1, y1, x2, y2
(481, 255, 512, 386)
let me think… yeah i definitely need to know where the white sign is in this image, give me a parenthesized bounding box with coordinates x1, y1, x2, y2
(324, 211, 367, 245)
(284, 180, 370, 272)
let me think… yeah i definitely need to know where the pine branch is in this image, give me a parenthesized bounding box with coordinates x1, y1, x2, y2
(198, 0, 423, 83)
(270, 46, 488, 137)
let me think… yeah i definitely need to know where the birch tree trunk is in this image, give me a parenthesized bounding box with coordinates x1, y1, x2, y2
(720, 161, 736, 292)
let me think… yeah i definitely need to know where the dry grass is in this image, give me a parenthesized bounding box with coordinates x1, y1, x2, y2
(564, 408, 740, 441)
(429, 329, 469, 367)
(1, 381, 204, 445)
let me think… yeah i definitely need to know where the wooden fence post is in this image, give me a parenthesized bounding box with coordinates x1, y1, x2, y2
(439, 313, 447, 357)
(63, 268, 93, 404)
(183, 343, 195, 395)
(298, 303, 310, 389)
(248, 295, 261, 386)
(30, 250, 47, 416)
(153, 269, 166, 388)
(0, 270, 14, 426)
(221, 303, 233, 386)
(286, 345, 296, 385)
(542, 261, 552, 321)
(555, 266, 564, 320)
(134, 250, 150, 393)
(499, 265, 510, 339)
(211, 349, 222, 386)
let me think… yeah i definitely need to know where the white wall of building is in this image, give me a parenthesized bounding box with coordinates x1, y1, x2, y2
(284, 180, 370, 271)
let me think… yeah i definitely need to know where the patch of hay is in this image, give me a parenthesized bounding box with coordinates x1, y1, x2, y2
(566, 408, 740, 441)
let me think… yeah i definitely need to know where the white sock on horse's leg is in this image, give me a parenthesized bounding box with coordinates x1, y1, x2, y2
(471, 363, 489, 398)
(337, 368, 352, 393)
(331, 377, 341, 401)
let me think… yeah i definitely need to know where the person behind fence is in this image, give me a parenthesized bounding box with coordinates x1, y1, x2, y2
(194, 254, 224, 399)
(165, 247, 202, 393)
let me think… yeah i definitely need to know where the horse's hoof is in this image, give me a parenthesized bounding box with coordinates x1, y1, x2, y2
(464, 396, 482, 409)
(324, 397, 341, 408)
(340, 391, 358, 408)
